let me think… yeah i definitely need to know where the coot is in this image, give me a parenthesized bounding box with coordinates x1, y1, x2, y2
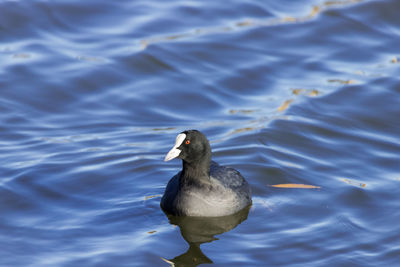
(161, 130, 252, 217)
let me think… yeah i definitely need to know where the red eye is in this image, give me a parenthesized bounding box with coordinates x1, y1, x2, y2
(185, 140, 190, 145)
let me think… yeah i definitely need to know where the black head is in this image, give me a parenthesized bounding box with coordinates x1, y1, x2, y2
(164, 130, 211, 165)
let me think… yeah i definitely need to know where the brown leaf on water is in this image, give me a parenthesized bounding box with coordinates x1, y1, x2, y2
(229, 109, 258, 115)
(277, 99, 293, 112)
(237, 20, 253, 27)
(292, 89, 305, 95)
(341, 178, 366, 188)
(291, 88, 319, 97)
(147, 231, 157, 234)
(283, 17, 297, 22)
(231, 127, 254, 134)
(328, 79, 356, 84)
(269, 183, 321, 189)
(309, 6, 320, 18)
(309, 89, 319, 96)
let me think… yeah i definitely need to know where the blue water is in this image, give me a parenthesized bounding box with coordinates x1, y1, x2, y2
(1, 0, 400, 266)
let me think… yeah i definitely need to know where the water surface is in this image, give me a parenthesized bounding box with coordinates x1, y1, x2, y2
(1, 0, 400, 266)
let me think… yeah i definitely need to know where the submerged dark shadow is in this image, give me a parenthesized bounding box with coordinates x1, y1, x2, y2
(162, 205, 251, 266)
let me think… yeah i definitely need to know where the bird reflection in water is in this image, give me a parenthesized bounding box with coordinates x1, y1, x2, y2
(161, 205, 250, 266)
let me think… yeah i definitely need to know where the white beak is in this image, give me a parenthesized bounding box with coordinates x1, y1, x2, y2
(164, 133, 186, 162)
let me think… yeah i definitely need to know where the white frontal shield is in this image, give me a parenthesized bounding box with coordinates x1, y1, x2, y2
(164, 133, 186, 161)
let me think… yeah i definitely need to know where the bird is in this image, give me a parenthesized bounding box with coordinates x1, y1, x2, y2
(161, 130, 252, 217)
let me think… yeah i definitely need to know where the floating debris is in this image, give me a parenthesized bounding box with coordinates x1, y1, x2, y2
(309, 89, 319, 96)
(230, 127, 255, 135)
(268, 183, 321, 189)
(391, 57, 399, 63)
(139, 0, 363, 49)
(341, 178, 366, 188)
(292, 89, 306, 95)
(229, 109, 258, 115)
(147, 231, 157, 234)
(144, 194, 161, 200)
(309, 6, 320, 18)
(328, 79, 356, 84)
(291, 88, 319, 96)
(236, 20, 253, 27)
(283, 17, 297, 22)
(277, 99, 293, 112)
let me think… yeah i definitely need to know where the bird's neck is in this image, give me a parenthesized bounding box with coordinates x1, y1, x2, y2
(181, 157, 211, 184)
